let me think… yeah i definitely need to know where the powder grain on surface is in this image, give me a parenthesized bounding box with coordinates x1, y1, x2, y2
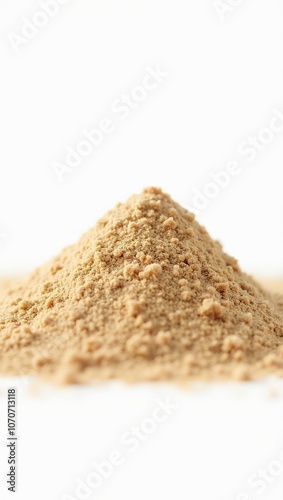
(0, 187, 282, 384)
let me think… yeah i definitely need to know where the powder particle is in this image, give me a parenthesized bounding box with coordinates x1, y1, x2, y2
(139, 263, 162, 279)
(222, 335, 244, 353)
(262, 353, 278, 367)
(173, 265, 180, 276)
(198, 298, 223, 319)
(181, 291, 191, 302)
(0, 187, 282, 384)
(155, 331, 171, 345)
(163, 217, 177, 230)
(232, 365, 250, 381)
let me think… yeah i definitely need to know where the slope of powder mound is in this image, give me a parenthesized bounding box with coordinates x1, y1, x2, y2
(0, 187, 283, 384)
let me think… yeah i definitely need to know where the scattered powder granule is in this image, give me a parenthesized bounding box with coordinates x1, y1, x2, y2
(0, 187, 283, 384)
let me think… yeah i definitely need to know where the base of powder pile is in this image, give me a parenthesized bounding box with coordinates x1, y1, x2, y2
(0, 279, 282, 385)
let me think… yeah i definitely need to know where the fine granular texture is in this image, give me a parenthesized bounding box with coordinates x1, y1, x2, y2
(0, 187, 283, 384)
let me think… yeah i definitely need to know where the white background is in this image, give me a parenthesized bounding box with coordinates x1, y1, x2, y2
(1, 3, 283, 500)
(1, 0, 283, 278)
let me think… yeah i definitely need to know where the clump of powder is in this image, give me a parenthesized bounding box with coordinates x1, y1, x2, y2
(0, 187, 282, 384)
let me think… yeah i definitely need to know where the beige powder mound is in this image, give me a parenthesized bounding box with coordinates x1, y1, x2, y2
(0, 187, 283, 384)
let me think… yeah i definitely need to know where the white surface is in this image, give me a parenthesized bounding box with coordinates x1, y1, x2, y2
(0, 378, 283, 500)
(0, 0, 283, 277)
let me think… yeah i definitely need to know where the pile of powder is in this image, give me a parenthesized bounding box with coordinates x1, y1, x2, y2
(0, 187, 283, 384)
